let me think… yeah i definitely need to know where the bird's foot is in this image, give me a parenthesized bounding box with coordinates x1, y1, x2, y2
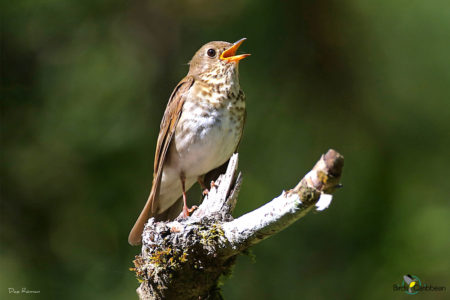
(210, 180, 216, 188)
(180, 205, 199, 218)
(198, 176, 210, 196)
(188, 205, 198, 213)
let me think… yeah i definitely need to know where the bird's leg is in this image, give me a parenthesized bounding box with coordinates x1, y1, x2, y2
(197, 175, 209, 196)
(180, 174, 197, 218)
(180, 174, 189, 218)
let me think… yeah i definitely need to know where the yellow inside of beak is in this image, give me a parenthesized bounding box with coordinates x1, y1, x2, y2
(220, 38, 250, 62)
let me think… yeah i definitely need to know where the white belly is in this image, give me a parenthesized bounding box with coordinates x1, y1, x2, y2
(173, 100, 243, 177)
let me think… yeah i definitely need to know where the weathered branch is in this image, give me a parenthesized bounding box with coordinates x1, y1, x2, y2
(132, 149, 344, 300)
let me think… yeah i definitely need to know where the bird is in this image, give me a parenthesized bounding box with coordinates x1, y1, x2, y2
(128, 38, 250, 245)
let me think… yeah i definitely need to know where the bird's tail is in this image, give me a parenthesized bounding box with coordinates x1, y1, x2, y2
(128, 189, 183, 246)
(128, 178, 164, 245)
(128, 191, 156, 246)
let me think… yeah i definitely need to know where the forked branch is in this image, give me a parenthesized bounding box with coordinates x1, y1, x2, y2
(132, 149, 344, 300)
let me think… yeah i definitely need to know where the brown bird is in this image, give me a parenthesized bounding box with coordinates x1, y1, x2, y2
(128, 38, 250, 245)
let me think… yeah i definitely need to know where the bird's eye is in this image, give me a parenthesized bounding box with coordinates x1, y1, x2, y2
(207, 49, 216, 57)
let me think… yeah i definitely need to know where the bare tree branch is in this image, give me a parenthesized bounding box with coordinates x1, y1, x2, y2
(131, 149, 344, 300)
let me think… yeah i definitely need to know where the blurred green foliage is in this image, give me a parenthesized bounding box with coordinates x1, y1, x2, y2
(1, 0, 449, 299)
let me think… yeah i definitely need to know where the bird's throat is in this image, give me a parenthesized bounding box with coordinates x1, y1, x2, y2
(198, 65, 240, 101)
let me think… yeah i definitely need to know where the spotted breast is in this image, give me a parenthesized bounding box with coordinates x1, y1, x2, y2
(155, 67, 246, 213)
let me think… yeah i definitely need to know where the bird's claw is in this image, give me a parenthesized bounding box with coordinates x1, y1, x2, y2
(188, 205, 198, 214)
(180, 205, 199, 219)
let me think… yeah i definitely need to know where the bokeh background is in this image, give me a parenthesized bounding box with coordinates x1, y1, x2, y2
(2, 0, 449, 299)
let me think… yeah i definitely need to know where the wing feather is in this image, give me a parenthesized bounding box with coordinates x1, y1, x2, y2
(128, 76, 195, 245)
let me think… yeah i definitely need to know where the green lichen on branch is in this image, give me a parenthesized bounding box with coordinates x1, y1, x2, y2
(298, 186, 321, 205)
(131, 219, 237, 299)
(131, 241, 190, 283)
(287, 186, 320, 207)
(198, 222, 226, 247)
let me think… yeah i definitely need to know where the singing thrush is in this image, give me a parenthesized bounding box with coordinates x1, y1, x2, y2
(128, 38, 250, 245)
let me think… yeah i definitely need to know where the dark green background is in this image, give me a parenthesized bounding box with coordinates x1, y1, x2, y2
(2, 0, 449, 299)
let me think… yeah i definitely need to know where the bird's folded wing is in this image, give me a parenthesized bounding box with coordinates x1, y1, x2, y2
(128, 76, 195, 245)
(151, 75, 195, 212)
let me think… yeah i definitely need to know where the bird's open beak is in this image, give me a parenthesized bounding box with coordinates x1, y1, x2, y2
(220, 38, 250, 62)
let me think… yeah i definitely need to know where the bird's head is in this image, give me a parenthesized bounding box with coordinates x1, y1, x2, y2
(188, 38, 250, 76)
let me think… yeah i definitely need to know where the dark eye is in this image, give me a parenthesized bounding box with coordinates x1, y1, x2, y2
(207, 48, 216, 57)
